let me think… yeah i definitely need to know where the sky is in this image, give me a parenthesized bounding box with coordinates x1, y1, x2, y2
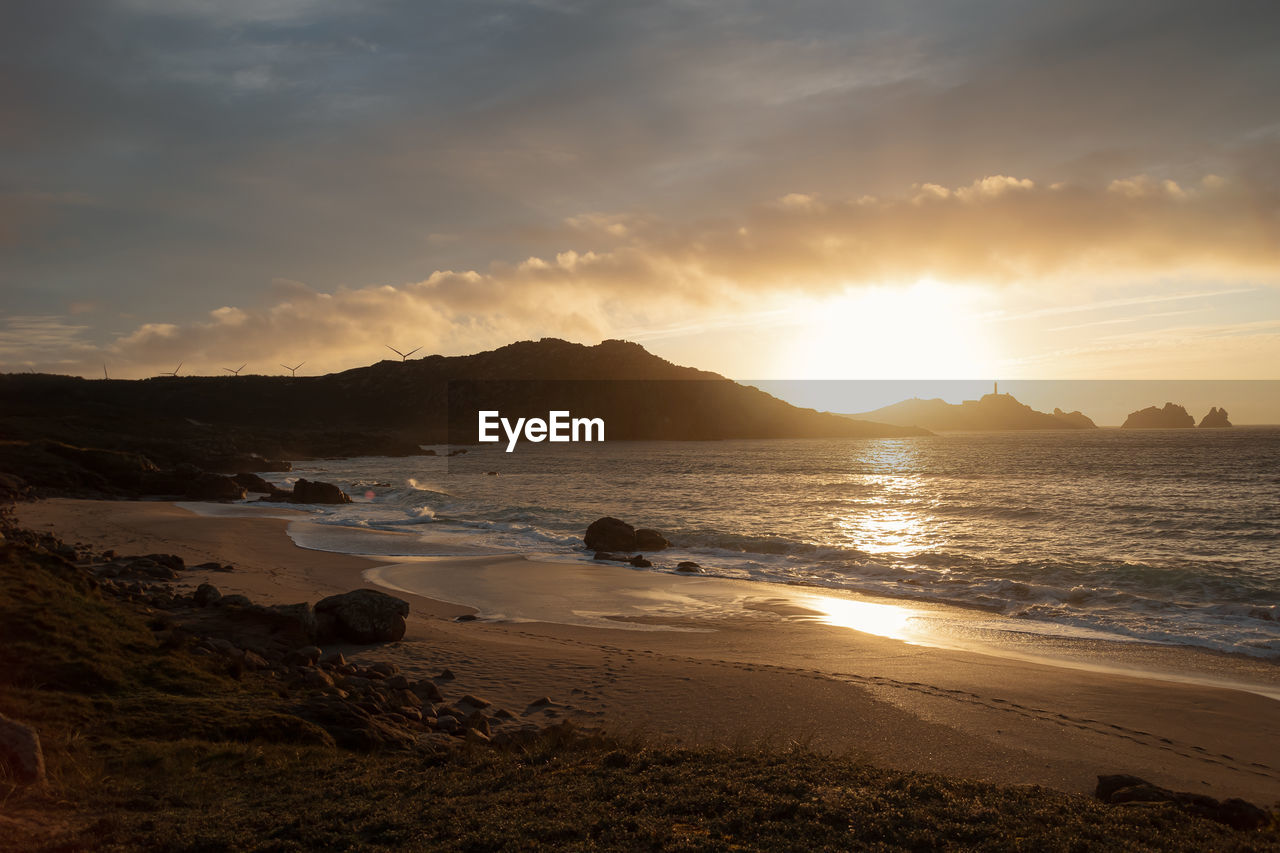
(2, 1, 1278, 417)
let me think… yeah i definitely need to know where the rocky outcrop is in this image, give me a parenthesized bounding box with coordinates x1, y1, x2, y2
(851, 393, 1097, 431)
(289, 479, 352, 505)
(635, 528, 670, 551)
(315, 589, 409, 644)
(0, 713, 46, 786)
(185, 472, 248, 501)
(232, 472, 281, 494)
(584, 517, 637, 552)
(1052, 408, 1096, 429)
(1121, 403, 1196, 429)
(1095, 774, 1270, 830)
(584, 518, 671, 553)
(1198, 407, 1232, 428)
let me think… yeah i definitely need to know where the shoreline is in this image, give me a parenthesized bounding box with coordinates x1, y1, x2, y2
(14, 497, 1280, 804)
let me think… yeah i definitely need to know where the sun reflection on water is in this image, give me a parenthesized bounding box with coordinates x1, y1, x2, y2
(797, 593, 922, 641)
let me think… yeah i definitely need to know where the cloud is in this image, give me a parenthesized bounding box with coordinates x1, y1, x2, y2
(2, 173, 1276, 378)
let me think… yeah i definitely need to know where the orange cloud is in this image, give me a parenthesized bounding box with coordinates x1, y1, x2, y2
(4, 174, 1276, 377)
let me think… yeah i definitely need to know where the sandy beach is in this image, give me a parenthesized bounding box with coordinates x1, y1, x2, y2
(16, 497, 1280, 805)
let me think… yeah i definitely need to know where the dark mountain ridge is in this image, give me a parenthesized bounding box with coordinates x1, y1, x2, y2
(0, 339, 924, 474)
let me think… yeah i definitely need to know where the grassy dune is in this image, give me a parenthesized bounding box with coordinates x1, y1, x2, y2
(1, 530, 1276, 852)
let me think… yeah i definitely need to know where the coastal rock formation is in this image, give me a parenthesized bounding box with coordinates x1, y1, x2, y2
(1198, 407, 1232, 428)
(635, 528, 670, 551)
(584, 517, 637, 552)
(850, 392, 1097, 431)
(584, 518, 671, 553)
(1121, 403, 1195, 429)
(289, 479, 352, 504)
(1052, 408, 1096, 429)
(315, 589, 409, 644)
(0, 713, 46, 786)
(1095, 774, 1269, 830)
(185, 472, 248, 501)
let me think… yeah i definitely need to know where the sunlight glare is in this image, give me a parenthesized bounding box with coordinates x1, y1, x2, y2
(797, 593, 921, 641)
(782, 279, 996, 379)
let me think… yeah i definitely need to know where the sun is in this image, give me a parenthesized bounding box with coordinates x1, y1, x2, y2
(780, 279, 997, 379)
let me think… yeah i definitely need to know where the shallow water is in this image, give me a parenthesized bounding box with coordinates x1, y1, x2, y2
(262, 428, 1280, 658)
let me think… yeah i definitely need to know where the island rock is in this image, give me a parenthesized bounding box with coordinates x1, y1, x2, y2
(1198, 407, 1232, 428)
(1121, 403, 1195, 429)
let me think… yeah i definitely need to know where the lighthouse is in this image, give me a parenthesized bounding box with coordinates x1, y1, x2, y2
(994, 381, 998, 395)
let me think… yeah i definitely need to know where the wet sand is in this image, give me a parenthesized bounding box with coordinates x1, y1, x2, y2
(16, 498, 1280, 804)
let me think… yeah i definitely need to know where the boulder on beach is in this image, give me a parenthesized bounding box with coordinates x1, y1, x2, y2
(584, 517, 636, 552)
(635, 528, 669, 550)
(290, 479, 352, 504)
(676, 561, 703, 573)
(185, 473, 247, 501)
(583, 518, 671, 552)
(315, 589, 409, 644)
(232, 472, 280, 494)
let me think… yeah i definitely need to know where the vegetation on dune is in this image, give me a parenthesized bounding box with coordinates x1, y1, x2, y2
(1, 523, 1277, 852)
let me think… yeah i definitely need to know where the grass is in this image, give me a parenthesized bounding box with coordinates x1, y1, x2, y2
(1, 535, 1277, 852)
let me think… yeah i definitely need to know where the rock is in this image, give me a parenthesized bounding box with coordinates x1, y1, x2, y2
(290, 479, 352, 505)
(219, 593, 252, 607)
(1121, 403, 1196, 429)
(584, 517, 636, 552)
(242, 650, 270, 670)
(463, 711, 491, 736)
(1052, 408, 1097, 429)
(455, 613, 478, 622)
(314, 589, 409, 644)
(389, 689, 421, 709)
(304, 669, 336, 689)
(1199, 407, 1233, 428)
(592, 552, 632, 562)
(370, 662, 399, 677)
(185, 472, 249, 501)
(321, 652, 347, 668)
(194, 583, 222, 607)
(458, 694, 491, 709)
(436, 715, 460, 734)
(386, 674, 410, 690)
(676, 561, 703, 573)
(0, 714, 46, 786)
(635, 528, 669, 550)
(288, 646, 323, 666)
(436, 668, 456, 680)
(629, 555, 652, 568)
(232, 472, 280, 494)
(412, 681, 444, 702)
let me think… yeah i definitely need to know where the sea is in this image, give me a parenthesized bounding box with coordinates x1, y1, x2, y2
(259, 428, 1280, 659)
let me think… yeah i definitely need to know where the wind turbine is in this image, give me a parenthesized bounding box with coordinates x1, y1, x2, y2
(160, 361, 183, 377)
(222, 364, 246, 376)
(385, 345, 422, 362)
(280, 361, 305, 377)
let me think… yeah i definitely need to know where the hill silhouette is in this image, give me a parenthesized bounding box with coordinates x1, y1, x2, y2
(0, 339, 924, 478)
(844, 392, 1097, 432)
